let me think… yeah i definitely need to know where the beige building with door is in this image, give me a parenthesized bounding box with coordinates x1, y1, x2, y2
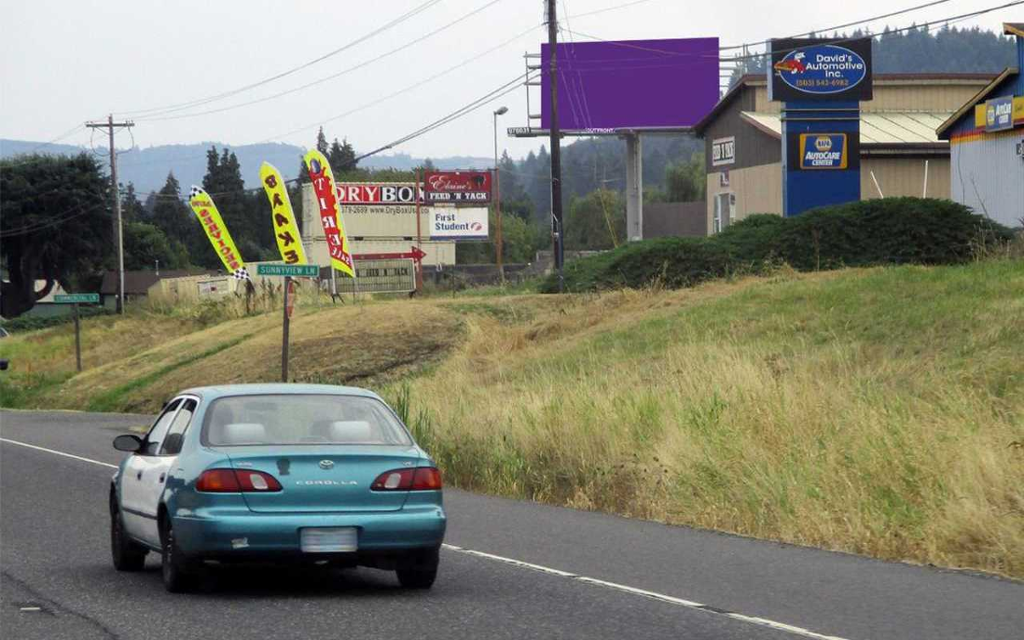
(693, 73, 995, 233)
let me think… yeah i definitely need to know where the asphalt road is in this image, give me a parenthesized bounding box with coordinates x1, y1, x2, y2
(1, 410, 1021, 640)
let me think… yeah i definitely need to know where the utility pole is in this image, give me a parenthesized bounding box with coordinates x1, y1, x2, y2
(86, 115, 134, 314)
(493, 106, 508, 283)
(547, 0, 564, 292)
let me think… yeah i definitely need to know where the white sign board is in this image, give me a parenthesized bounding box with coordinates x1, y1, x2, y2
(712, 136, 735, 167)
(429, 207, 489, 240)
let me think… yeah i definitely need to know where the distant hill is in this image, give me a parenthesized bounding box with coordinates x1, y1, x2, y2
(0, 139, 491, 194)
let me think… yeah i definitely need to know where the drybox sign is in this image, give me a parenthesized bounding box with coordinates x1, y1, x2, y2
(430, 207, 488, 240)
(798, 133, 848, 169)
(768, 38, 872, 102)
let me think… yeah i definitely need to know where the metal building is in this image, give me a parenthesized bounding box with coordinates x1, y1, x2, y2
(936, 24, 1024, 228)
(694, 73, 996, 233)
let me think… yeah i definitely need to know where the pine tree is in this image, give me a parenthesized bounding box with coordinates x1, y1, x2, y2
(152, 172, 202, 268)
(328, 137, 345, 171)
(121, 182, 144, 223)
(316, 127, 329, 155)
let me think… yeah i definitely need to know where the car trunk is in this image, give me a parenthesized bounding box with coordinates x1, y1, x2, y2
(220, 445, 422, 513)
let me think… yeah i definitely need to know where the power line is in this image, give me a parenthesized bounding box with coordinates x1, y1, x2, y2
(118, 0, 444, 119)
(355, 70, 539, 162)
(0, 200, 111, 238)
(254, 22, 544, 144)
(136, 0, 507, 122)
(569, 0, 661, 19)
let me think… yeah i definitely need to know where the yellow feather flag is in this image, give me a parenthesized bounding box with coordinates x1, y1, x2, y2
(259, 162, 308, 265)
(303, 149, 355, 277)
(188, 186, 250, 280)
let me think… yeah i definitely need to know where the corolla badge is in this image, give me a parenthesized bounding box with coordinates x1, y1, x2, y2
(319, 460, 334, 470)
(297, 479, 357, 486)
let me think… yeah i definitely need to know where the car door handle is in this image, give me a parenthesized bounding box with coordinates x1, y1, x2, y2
(136, 471, 142, 480)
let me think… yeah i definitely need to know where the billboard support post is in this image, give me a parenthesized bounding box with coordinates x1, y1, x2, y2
(547, 0, 564, 293)
(415, 169, 423, 293)
(625, 134, 643, 241)
(73, 304, 82, 373)
(281, 276, 291, 382)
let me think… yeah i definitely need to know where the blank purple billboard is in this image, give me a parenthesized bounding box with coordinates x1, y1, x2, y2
(540, 38, 719, 132)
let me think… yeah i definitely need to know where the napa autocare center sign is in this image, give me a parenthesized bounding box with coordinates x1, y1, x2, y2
(769, 37, 871, 216)
(796, 133, 849, 169)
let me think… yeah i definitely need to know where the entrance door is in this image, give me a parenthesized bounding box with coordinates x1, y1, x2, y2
(714, 193, 732, 233)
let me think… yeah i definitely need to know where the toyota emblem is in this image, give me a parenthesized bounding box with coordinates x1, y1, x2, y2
(319, 460, 334, 470)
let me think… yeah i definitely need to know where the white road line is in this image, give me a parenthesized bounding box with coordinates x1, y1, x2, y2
(1, 437, 852, 640)
(0, 438, 118, 469)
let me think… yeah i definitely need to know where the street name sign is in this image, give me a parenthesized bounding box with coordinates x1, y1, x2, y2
(54, 293, 100, 304)
(256, 264, 319, 277)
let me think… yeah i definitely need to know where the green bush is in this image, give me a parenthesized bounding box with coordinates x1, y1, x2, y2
(0, 306, 114, 333)
(543, 198, 1014, 293)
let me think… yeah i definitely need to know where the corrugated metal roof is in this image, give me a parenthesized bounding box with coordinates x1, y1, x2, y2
(740, 111, 953, 144)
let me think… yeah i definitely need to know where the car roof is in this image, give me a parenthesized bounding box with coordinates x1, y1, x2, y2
(174, 383, 382, 402)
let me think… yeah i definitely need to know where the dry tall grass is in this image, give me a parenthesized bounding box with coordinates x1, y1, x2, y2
(390, 262, 1024, 578)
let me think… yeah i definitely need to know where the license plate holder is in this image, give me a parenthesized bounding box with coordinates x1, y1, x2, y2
(300, 527, 358, 553)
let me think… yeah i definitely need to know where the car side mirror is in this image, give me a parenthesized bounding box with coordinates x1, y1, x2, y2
(113, 434, 144, 453)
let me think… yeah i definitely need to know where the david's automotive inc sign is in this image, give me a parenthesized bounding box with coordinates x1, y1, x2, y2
(768, 38, 872, 102)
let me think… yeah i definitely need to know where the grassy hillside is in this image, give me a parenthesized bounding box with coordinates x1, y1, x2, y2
(0, 296, 463, 413)
(395, 261, 1024, 578)
(3, 261, 1023, 577)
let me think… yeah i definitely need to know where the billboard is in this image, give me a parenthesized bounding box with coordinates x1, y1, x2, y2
(424, 171, 492, 203)
(430, 207, 488, 240)
(768, 38, 872, 102)
(540, 38, 719, 131)
(335, 259, 416, 294)
(336, 183, 418, 205)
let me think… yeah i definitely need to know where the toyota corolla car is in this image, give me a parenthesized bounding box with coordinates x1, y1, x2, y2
(108, 384, 446, 593)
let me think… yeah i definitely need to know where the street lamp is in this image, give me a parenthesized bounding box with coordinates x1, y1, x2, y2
(493, 106, 509, 282)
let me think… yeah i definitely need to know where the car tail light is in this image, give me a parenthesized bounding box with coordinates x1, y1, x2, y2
(371, 467, 442, 491)
(196, 469, 282, 492)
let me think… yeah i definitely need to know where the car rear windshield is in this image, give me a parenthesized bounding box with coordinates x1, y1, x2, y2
(202, 394, 412, 447)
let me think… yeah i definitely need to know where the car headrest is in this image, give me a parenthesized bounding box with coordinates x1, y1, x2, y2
(329, 421, 373, 443)
(220, 423, 266, 445)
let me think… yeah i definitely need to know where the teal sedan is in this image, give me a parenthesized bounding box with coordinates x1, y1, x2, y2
(108, 384, 446, 593)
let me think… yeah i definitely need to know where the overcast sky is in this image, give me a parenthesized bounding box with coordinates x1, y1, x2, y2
(1, 0, 1017, 163)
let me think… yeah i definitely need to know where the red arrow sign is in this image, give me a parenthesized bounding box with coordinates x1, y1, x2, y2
(352, 246, 427, 262)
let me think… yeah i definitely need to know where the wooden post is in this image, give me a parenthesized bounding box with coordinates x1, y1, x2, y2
(73, 303, 82, 373)
(281, 276, 291, 382)
(415, 168, 424, 293)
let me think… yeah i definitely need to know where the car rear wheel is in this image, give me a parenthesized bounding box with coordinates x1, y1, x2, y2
(110, 507, 147, 572)
(396, 547, 439, 589)
(160, 519, 197, 593)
